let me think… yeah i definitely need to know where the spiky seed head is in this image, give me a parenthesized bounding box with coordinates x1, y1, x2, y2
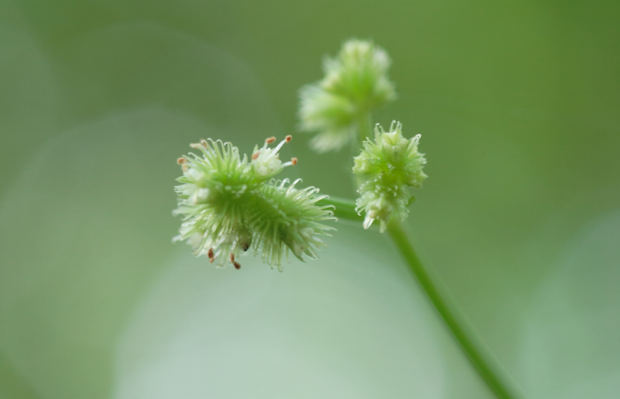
(173, 136, 335, 270)
(353, 121, 427, 232)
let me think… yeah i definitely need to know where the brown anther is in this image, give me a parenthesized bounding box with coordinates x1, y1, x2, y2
(234, 262, 241, 270)
(207, 248, 214, 259)
(200, 139, 208, 148)
(182, 164, 189, 172)
(291, 157, 298, 165)
(243, 243, 250, 251)
(265, 136, 276, 144)
(177, 157, 187, 164)
(190, 143, 200, 148)
(209, 257, 215, 263)
(252, 151, 260, 160)
(229, 253, 235, 263)
(285, 135, 292, 143)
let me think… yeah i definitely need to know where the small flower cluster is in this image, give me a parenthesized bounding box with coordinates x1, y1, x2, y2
(299, 39, 396, 152)
(173, 136, 335, 270)
(353, 121, 427, 232)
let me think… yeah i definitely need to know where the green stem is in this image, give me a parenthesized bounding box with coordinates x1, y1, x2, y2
(319, 197, 363, 222)
(387, 222, 522, 399)
(356, 111, 372, 148)
(351, 111, 372, 189)
(319, 197, 522, 399)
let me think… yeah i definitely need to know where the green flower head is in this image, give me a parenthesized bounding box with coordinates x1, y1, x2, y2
(173, 136, 335, 271)
(298, 39, 396, 152)
(353, 121, 427, 232)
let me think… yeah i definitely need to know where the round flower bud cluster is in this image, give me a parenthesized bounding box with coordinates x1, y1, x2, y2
(173, 136, 335, 270)
(353, 121, 427, 232)
(299, 39, 396, 152)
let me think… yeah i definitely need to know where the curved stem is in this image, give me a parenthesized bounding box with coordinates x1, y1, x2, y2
(318, 197, 522, 399)
(319, 196, 363, 222)
(387, 222, 522, 399)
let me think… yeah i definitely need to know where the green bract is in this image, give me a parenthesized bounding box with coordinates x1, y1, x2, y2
(173, 137, 335, 270)
(299, 39, 396, 152)
(353, 121, 427, 232)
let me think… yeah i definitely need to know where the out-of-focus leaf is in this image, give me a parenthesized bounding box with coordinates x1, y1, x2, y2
(112, 225, 491, 399)
(0, 108, 210, 398)
(519, 209, 620, 398)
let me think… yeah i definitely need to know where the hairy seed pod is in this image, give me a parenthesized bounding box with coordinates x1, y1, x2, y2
(173, 137, 335, 269)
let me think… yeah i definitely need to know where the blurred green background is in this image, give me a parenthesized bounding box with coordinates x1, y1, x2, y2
(1, 0, 619, 398)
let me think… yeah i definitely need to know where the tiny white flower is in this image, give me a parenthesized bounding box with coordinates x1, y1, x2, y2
(189, 187, 210, 204)
(251, 135, 297, 179)
(184, 167, 203, 182)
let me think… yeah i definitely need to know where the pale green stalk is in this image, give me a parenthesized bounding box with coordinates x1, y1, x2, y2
(356, 111, 372, 146)
(351, 112, 372, 190)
